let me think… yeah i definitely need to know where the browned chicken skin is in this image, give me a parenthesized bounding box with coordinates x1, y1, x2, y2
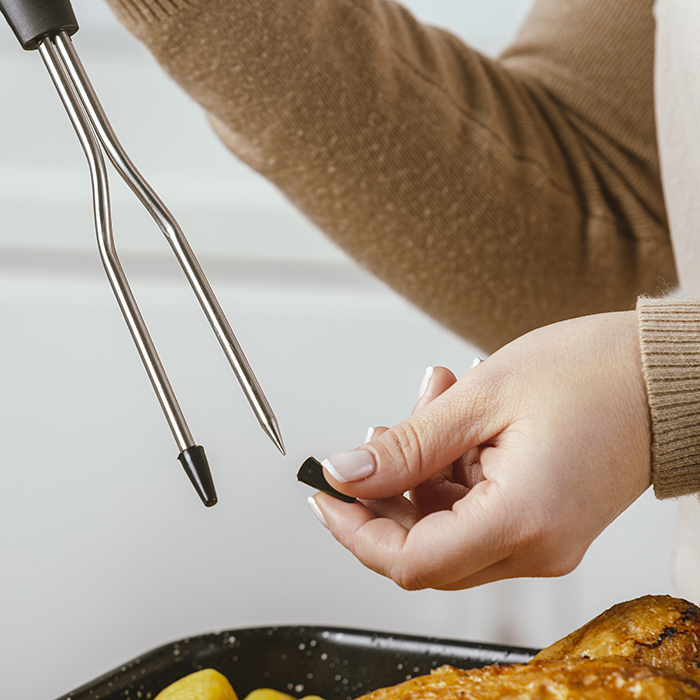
(360, 659, 700, 700)
(358, 596, 700, 700)
(535, 595, 700, 684)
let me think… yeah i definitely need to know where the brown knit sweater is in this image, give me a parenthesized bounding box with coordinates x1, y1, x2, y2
(102, 0, 700, 498)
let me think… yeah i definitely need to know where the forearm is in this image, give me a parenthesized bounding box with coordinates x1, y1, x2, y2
(105, 0, 675, 353)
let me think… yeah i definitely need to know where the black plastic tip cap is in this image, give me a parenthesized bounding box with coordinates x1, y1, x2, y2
(297, 457, 356, 503)
(178, 445, 217, 507)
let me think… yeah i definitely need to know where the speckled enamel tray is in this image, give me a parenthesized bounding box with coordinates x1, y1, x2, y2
(56, 626, 538, 700)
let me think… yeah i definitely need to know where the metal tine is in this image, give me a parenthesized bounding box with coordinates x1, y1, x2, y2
(53, 32, 285, 456)
(38, 35, 217, 506)
(37, 36, 194, 453)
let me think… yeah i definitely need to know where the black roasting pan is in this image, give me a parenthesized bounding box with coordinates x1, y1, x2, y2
(55, 626, 538, 700)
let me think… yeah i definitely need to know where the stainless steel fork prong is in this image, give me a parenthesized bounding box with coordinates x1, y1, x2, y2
(36, 34, 219, 505)
(35, 31, 283, 506)
(53, 33, 285, 457)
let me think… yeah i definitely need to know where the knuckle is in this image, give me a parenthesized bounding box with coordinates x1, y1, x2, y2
(532, 546, 584, 578)
(383, 421, 424, 483)
(546, 554, 581, 578)
(389, 559, 430, 592)
(509, 508, 585, 579)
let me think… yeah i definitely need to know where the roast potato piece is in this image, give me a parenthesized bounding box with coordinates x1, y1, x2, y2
(244, 690, 324, 700)
(155, 668, 237, 700)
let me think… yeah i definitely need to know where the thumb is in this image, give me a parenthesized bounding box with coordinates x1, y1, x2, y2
(322, 362, 506, 499)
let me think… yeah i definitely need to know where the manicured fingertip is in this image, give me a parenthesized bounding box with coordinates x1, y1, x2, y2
(417, 366, 435, 401)
(308, 495, 329, 529)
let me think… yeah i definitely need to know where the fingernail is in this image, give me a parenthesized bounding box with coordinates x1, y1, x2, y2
(417, 366, 434, 401)
(308, 496, 328, 529)
(471, 357, 482, 369)
(322, 449, 376, 483)
(364, 426, 375, 444)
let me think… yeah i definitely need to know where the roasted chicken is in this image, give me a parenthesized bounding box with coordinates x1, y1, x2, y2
(358, 596, 700, 700)
(535, 595, 700, 684)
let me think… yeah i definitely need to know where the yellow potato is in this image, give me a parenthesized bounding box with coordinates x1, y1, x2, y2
(243, 689, 296, 700)
(242, 689, 326, 700)
(155, 668, 238, 700)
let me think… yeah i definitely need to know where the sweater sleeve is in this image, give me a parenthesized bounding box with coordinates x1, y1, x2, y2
(102, 0, 674, 354)
(637, 297, 700, 499)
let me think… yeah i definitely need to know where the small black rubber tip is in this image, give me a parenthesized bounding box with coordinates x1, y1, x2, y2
(178, 445, 217, 507)
(297, 457, 356, 503)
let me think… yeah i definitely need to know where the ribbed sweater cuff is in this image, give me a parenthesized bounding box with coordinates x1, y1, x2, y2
(638, 296, 700, 498)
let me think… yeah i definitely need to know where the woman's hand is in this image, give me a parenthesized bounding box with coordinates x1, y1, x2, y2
(310, 311, 652, 590)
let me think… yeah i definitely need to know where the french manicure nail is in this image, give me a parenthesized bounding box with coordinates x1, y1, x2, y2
(308, 496, 328, 529)
(364, 426, 375, 444)
(322, 449, 376, 483)
(417, 366, 434, 401)
(471, 357, 482, 369)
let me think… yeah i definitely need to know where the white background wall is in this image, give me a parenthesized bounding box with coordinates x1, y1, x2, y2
(0, 2, 681, 699)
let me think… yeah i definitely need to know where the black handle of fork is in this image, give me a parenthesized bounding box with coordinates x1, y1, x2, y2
(0, 0, 78, 50)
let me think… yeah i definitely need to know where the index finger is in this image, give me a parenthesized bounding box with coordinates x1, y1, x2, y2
(314, 478, 515, 590)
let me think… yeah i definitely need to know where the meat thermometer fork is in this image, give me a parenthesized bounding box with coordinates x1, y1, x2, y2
(0, 0, 285, 507)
